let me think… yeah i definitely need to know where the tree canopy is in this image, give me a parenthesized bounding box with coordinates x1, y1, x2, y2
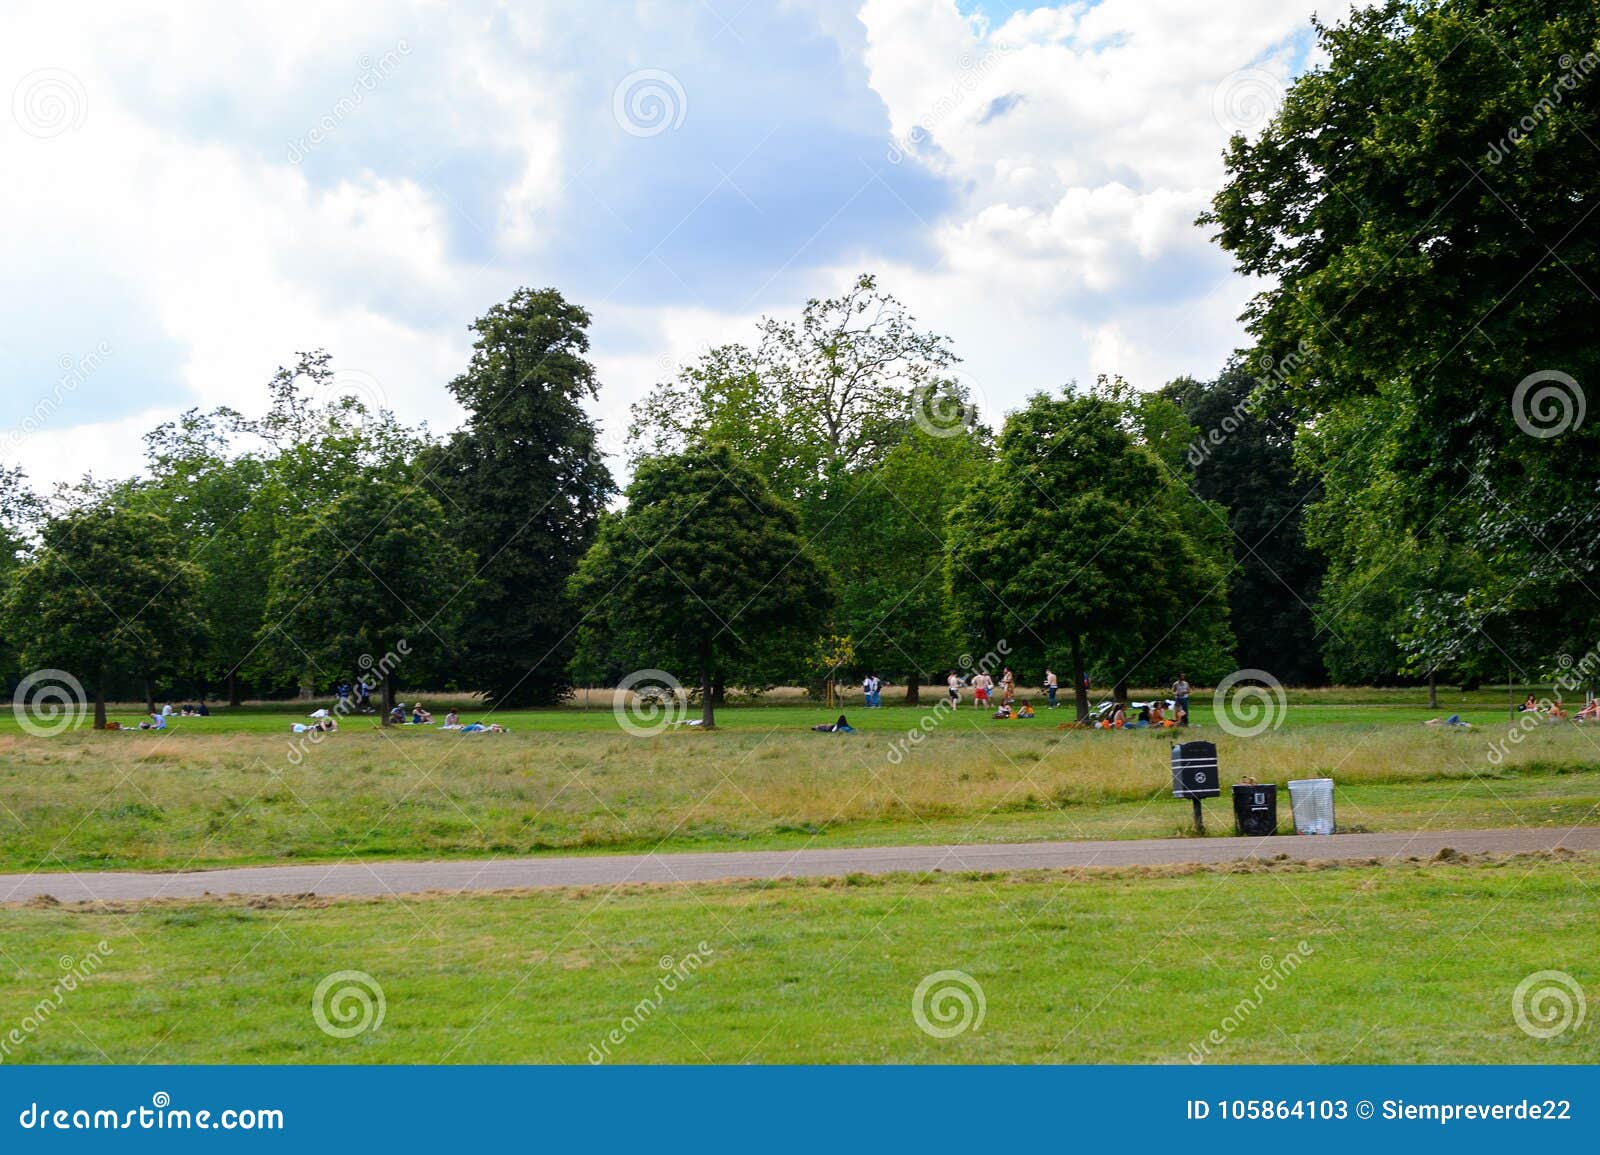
(569, 443, 834, 726)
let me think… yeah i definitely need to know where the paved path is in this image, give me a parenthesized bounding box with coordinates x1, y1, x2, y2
(2, 826, 1595, 904)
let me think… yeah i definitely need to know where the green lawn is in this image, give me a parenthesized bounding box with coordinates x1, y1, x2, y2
(2, 855, 1594, 1064)
(1, 693, 1596, 872)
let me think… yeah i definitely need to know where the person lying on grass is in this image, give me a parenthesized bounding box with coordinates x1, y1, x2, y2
(459, 722, 508, 733)
(1577, 700, 1600, 722)
(811, 714, 855, 733)
(1423, 714, 1471, 728)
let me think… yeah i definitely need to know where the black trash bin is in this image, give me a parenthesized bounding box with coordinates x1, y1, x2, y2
(1232, 783, 1278, 836)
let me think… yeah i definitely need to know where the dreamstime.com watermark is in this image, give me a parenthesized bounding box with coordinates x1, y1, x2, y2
(1485, 50, 1600, 166)
(1187, 941, 1315, 1063)
(311, 970, 385, 1039)
(586, 942, 715, 1063)
(1211, 67, 1284, 136)
(613, 669, 689, 736)
(1486, 645, 1600, 765)
(286, 41, 410, 163)
(911, 969, 986, 1039)
(5, 341, 112, 452)
(1213, 669, 1288, 738)
(0, 942, 113, 1064)
(885, 641, 1010, 764)
(16, 1092, 283, 1132)
(11, 68, 87, 138)
(911, 372, 988, 439)
(612, 69, 687, 138)
(1511, 369, 1585, 439)
(1512, 969, 1587, 1039)
(12, 669, 87, 737)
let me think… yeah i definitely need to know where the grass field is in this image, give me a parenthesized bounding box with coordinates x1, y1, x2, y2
(3, 684, 1600, 863)
(4, 689, 1594, 1067)
(2, 690, 1597, 872)
(1, 854, 1594, 1064)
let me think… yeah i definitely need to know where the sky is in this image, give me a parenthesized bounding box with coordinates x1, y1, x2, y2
(1, 0, 1356, 488)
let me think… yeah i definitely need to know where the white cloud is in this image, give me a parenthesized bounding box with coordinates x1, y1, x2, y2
(0, 0, 1357, 492)
(839, 0, 1356, 419)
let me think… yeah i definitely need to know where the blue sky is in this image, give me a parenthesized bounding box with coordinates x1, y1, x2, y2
(1, 0, 1342, 485)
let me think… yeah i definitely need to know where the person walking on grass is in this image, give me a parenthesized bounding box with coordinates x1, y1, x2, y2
(1045, 668, 1058, 709)
(947, 670, 962, 709)
(1172, 674, 1190, 723)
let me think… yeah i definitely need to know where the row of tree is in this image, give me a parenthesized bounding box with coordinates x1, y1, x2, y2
(0, 276, 1256, 726)
(4, 0, 1589, 723)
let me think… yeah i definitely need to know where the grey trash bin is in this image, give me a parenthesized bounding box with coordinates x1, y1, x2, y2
(1286, 778, 1335, 835)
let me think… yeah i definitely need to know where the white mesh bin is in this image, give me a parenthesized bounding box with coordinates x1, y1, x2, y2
(1287, 778, 1335, 835)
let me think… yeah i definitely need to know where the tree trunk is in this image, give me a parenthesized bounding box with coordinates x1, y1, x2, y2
(197, 675, 209, 704)
(382, 670, 396, 722)
(1070, 632, 1089, 722)
(227, 671, 242, 707)
(93, 685, 107, 731)
(1427, 670, 1438, 709)
(1113, 676, 1129, 705)
(711, 674, 726, 709)
(905, 671, 920, 707)
(699, 656, 716, 729)
(143, 678, 156, 715)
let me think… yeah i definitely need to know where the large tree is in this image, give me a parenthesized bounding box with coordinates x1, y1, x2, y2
(810, 424, 990, 703)
(427, 288, 615, 707)
(1163, 364, 1328, 684)
(946, 388, 1234, 720)
(627, 275, 976, 696)
(1202, 0, 1600, 663)
(0, 466, 43, 691)
(628, 274, 960, 494)
(3, 501, 200, 728)
(569, 443, 834, 728)
(137, 408, 274, 705)
(261, 479, 475, 716)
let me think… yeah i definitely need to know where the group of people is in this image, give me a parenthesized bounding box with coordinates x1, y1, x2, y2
(378, 703, 508, 733)
(334, 681, 377, 714)
(1517, 693, 1600, 722)
(1091, 698, 1186, 729)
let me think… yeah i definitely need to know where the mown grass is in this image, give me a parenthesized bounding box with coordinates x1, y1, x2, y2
(1, 854, 1595, 1064)
(0, 698, 1595, 871)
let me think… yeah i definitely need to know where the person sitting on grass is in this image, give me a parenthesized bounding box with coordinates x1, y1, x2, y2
(1149, 701, 1167, 726)
(412, 704, 433, 725)
(811, 714, 854, 733)
(1015, 702, 1034, 719)
(991, 701, 1011, 719)
(1112, 703, 1126, 728)
(149, 711, 167, 730)
(1547, 697, 1568, 720)
(1519, 693, 1539, 712)
(1576, 699, 1600, 722)
(389, 703, 406, 725)
(443, 710, 460, 729)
